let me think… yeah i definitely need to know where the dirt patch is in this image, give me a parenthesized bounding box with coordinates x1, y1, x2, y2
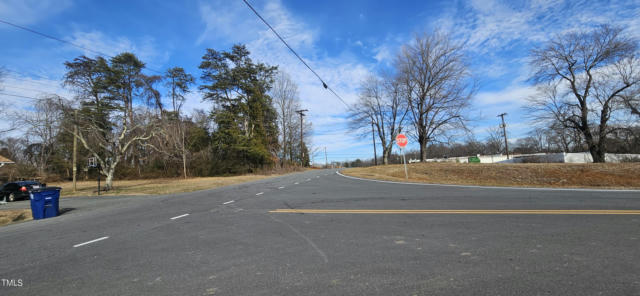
(48, 173, 291, 197)
(343, 163, 640, 189)
(0, 209, 32, 227)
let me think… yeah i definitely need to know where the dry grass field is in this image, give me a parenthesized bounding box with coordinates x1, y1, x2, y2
(0, 209, 32, 227)
(343, 163, 640, 189)
(48, 174, 282, 197)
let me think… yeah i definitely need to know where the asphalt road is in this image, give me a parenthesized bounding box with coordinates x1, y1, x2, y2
(1, 169, 640, 295)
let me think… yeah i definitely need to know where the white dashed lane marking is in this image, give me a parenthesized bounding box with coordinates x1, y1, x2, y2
(73, 236, 109, 248)
(256, 192, 264, 196)
(223, 200, 235, 205)
(170, 213, 190, 220)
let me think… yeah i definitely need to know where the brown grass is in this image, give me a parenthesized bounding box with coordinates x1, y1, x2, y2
(343, 163, 640, 189)
(49, 174, 282, 197)
(0, 209, 32, 227)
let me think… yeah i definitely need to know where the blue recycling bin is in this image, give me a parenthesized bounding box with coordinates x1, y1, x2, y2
(30, 187, 62, 220)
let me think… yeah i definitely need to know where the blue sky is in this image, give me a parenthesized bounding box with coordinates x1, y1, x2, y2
(1, 0, 638, 163)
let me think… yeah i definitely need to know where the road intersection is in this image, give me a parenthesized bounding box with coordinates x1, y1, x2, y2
(1, 169, 639, 295)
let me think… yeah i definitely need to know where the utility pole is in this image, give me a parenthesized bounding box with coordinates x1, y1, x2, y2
(324, 147, 328, 168)
(296, 109, 308, 166)
(498, 113, 510, 159)
(72, 109, 78, 192)
(371, 121, 377, 166)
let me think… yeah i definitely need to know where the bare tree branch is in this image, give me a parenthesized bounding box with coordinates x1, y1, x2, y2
(396, 30, 475, 161)
(527, 24, 639, 162)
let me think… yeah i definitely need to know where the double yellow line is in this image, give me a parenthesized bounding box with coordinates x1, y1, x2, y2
(269, 209, 640, 215)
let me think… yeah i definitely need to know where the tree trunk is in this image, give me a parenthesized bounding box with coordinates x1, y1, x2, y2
(582, 126, 605, 163)
(588, 139, 607, 163)
(182, 150, 188, 179)
(182, 125, 188, 179)
(589, 146, 605, 163)
(382, 146, 391, 165)
(105, 168, 115, 190)
(39, 143, 46, 177)
(418, 134, 428, 162)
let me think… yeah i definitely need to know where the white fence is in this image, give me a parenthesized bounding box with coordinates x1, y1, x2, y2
(418, 152, 640, 164)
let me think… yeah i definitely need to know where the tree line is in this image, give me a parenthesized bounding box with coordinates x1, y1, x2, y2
(1, 24, 639, 188)
(0, 45, 311, 189)
(349, 25, 640, 164)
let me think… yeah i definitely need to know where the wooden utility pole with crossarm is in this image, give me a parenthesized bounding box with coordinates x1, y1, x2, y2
(296, 109, 308, 166)
(498, 113, 509, 159)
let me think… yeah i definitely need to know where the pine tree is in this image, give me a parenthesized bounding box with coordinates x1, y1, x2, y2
(199, 45, 279, 173)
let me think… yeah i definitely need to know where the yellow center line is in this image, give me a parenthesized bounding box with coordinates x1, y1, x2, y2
(269, 209, 640, 215)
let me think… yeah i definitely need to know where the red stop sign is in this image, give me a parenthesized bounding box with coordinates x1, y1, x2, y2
(396, 134, 408, 148)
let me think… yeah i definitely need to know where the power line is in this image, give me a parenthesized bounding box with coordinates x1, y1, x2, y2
(312, 131, 351, 136)
(4, 74, 62, 89)
(3, 84, 59, 93)
(0, 18, 164, 75)
(0, 92, 40, 101)
(241, 0, 351, 109)
(0, 19, 111, 57)
(3, 68, 65, 89)
(3, 68, 62, 83)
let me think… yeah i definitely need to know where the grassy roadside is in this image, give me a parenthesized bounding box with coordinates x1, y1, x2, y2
(0, 209, 32, 227)
(48, 174, 287, 197)
(343, 163, 640, 189)
(0, 170, 306, 227)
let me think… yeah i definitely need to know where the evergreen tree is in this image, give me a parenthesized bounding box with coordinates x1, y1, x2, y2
(199, 45, 279, 173)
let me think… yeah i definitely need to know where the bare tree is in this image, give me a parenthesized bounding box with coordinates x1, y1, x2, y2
(15, 96, 63, 177)
(67, 103, 156, 190)
(547, 120, 583, 152)
(528, 127, 552, 153)
(269, 71, 313, 166)
(397, 30, 475, 161)
(161, 67, 194, 178)
(528, 25, 639, 162)
(485, 126, 504, 155)
(349, 74, 408, 164)
(0, 68, 15, 135)
(271, 71, 300, 166)
(621, 87, 640, 117)
(288, 114, 312, 166)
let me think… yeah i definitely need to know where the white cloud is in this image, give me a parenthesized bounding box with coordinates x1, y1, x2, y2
(470, 83, 538, 132)
(436, 0, 640, 55)
(474, 84, 536, 107)
(0, 0, 72, 26)
(65, 31, 169, 69)
(197, 0, 257, 45)
(373, 45, 396, 63)
(0, 73, 71, 135)
(197, 0, 315, 50)
(181, 91, 211, 115)
(1, 74, 68, 100)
